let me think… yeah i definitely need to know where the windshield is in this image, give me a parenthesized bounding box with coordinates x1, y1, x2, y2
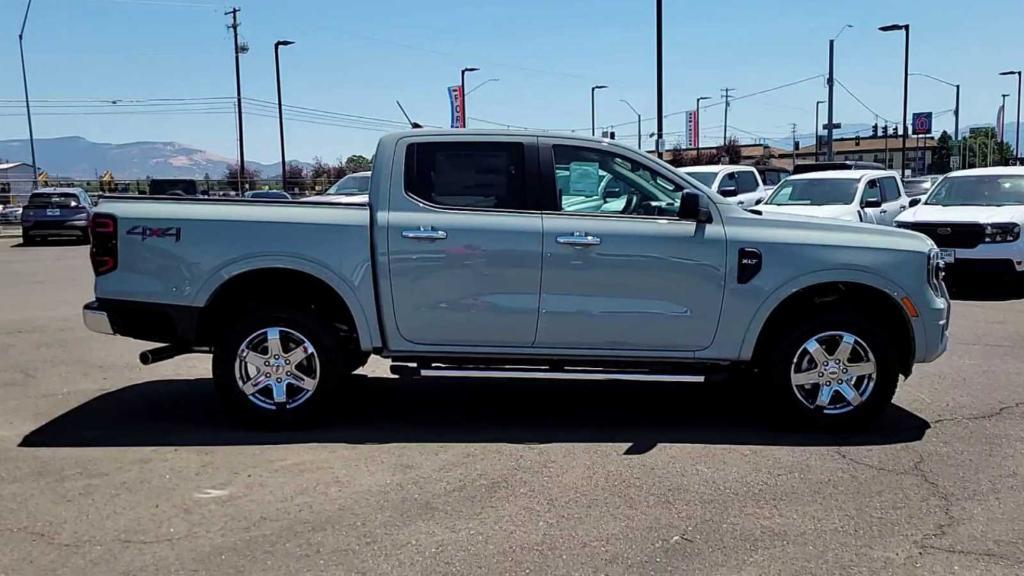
(766, 178, 859, 206)
(925, 175, 1024, 206)
(149, 180, 198, 196)
(28, 192, 81, 207)
(682, 171, 717, 188)
(325, 174, 371, 195)
(903, 179, 934, 197)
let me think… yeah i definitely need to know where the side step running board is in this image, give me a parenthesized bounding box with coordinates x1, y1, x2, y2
(390, 365, 705, 383)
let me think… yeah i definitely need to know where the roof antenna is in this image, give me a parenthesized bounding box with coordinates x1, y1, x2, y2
(396, 100, 423, 129)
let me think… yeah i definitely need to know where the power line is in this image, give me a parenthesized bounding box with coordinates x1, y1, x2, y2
(834, 79, 895, 124)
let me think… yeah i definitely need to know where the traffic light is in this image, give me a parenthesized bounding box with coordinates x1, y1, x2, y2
(855, 135, 862, 146)
(891, 124, 899, 137)
(882, 124, 889, 137)
(872, 123, 879, 137)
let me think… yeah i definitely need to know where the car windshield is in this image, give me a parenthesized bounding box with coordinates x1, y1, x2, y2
(325, 174, 371, 195)
(682, 171, 717, 188)
(246, 191, 290, 199)
(925, 175, 1024, 206)
(903, 179, 934, 197)
(27, 192, 80, 207)
(766, 178, 859, 206)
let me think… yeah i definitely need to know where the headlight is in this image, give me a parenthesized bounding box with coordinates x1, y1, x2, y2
(983, 223, 1021, 244)
(928, 249, 946, 297)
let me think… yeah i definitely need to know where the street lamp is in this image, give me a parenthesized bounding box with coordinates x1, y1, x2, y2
(591, 85, 607, 136)
(274, 40, 295, 191)
(826, 24, 853, 161)
(18, 0, 38, 189)
(910, 73, 960, 140)
(1000, 70, 1022, 164)
(1001, 92, 1011, 160)
(695, 95, 712, 161)
(460, 67, 479, 128)
(815, 100, 826, 162)
(467, 78, 499, 95)
(619, 99, 642, 149)
(879, 23, 911, 177)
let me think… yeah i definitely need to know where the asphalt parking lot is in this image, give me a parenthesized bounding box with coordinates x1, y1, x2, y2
(1, 237, 1022, 575)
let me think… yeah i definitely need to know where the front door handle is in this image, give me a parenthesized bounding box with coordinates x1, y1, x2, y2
(556, 231, 601, 246)
(879, 209, 888, 214)
(402, 226, 447, 240)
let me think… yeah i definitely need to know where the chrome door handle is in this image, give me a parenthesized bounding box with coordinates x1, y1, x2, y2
(402, 227, 447, 240)
(556, 231, 601, 246)
(879, 209, 888, 214)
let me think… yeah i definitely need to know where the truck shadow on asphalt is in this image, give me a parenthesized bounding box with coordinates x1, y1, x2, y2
(19, 376, 930, 453)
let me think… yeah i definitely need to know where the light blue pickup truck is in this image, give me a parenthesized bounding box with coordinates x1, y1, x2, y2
(83, 130, 949, 427)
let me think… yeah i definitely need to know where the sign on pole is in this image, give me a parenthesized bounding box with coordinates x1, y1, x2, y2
(685, 110, 698, 148)
(950, 156, 960, 170)
(912, 112, 932, 135)
(448, 85, 465, 128)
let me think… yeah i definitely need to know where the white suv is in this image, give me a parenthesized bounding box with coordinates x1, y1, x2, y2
(895, 167, 1024, 289)
(755, 170, 912, 225)
(678, 165, 766, 208)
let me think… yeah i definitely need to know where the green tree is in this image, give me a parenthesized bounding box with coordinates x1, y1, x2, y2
(343, 154, 372, 174)
(283, 162, 309, 191)
(223, 164, 261, 192)
(957, 128, 1014, 169)
(929, 131, 952, 174)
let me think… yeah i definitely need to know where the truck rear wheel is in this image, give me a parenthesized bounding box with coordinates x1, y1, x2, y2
(212, 307, 343, 426)
(763, 309, 899, 428)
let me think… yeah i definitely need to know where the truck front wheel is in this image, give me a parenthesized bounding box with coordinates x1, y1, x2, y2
(212, 307, 342, 425)
(764, 310, 899, 428)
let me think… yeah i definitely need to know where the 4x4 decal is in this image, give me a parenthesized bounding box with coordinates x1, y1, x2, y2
(125, 225, 181, 242)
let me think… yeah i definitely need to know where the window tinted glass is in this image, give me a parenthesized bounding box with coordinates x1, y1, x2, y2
(682, 171, 717, 188)
(27, 192, 80, 207)
(880, 177, 901, 202)
(862, 179, 881, 203)
(735, 171, 758, 193)
(405, 142, 526, 210)
(926, 175, 1024, 206)
(554, 145, 682, 216)
(766, 178, 859, 206)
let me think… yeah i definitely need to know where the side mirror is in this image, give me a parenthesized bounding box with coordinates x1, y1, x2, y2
(718, 185, 738, 198)
(909, 197, 922, 207)
(754, 197, 764, 206)
(678, 191, 712, 223)
(862, 197, 883, 209)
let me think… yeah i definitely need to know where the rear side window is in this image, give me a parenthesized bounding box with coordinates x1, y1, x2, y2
(880, 177, 901, 202)
(735, 170, 759, 193)
(404, 142, 526, 210)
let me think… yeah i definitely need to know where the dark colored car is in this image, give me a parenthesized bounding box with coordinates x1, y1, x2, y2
(147, 179, 204, 196)
(21, 188, 94, 244)
(244, 190, 292, 200)
(792, 161, 886, 175)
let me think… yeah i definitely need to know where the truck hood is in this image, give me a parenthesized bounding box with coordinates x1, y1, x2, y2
(895, 203, 1024, 225)
(736, 206, 933, 253)
(753, 204, 859, 221)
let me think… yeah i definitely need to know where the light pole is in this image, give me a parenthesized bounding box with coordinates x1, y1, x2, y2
(1001, 92, 1011, 161)
(815, 100, 825, 162)
(619, 99, 642, 149)
(274, 40, 294, 191)
(910, 73, 959, 140)
(591, 85, 607, 136)
(1000, 70, 1022, 163)
(826, 24, 853, 162)
(460, 67, 479, 128)
(695, 95, 711, 162)
(18, 0, 38, 189)
(655, 0, 664, 156)
(879, 23, 910, 178)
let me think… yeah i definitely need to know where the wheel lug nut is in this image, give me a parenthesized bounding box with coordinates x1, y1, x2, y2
(276, 378, 282, 383)
(842, 368, 848, 373)
(264, 361, 270, 366)
(274, 354, 280, 359)
(265, 372, 271, 377)
(285, 359, 290, 365)
(818, 372, 824, 377)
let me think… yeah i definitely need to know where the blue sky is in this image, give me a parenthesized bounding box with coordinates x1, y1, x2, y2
(1, 0, 1021, 163)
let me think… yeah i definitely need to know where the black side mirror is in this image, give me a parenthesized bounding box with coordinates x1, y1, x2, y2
(718, 185, 738, 198)
(862, 197, 883, 209)
(678, 191, 712, 223)
(909, 197, 922, 207)
(754, 197, 764, 206)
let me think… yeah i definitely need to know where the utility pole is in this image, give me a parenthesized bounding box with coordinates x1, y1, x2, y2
(880, 23, 911, 178)
(791, 123, 798, 167)
(274, 40, 294, 192)
(590, 85, 607, 137)
(619, 100, 642, 149)
(655, 0, 664, 157)
(18, 0, 38, 189)
(815, 100, 825, 162)
(721, 87, 734, 146)
(226, 7, 246, 192)
(695, 95, 711, 162)
(1000, 70, 1022, 163)
(825, 25, 851, 162)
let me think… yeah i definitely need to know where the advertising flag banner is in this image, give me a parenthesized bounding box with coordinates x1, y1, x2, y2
(448, 85, 465, 128)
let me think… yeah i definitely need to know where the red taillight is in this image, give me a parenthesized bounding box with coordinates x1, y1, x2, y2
(90, 214, 118, 276)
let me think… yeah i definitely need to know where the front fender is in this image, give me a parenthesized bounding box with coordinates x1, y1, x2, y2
(195, 254, 378, 351)
(737, 268, 917, 361)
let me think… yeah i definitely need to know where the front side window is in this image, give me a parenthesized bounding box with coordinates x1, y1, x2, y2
(926, 175, 1024, 206)
(880, 177, 901, 202)
(326, 174, 371, 195)
(553, 145, 682, 216)
(405, 142, 526, 210)
(766, 178, 860, 206)
(862, 179, 882, 204)
(735, 171, 759, 193)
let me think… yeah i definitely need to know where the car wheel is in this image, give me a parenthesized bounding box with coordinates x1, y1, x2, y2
(212, 307, 343, 426)
(765, 310, 898, 429)
(21, 235, 37, 246)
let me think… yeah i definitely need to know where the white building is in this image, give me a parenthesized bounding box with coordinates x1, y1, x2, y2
(0, 162, 37, 204)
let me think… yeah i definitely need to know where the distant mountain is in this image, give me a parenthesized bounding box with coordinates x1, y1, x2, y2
(0, 136, 312, 180)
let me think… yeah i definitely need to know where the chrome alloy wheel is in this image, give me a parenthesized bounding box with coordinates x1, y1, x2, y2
(234, 327, 319, 410)
(790, 331, 877, 414)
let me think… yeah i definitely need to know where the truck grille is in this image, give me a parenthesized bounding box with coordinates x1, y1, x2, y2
(906, 223, 985, 249)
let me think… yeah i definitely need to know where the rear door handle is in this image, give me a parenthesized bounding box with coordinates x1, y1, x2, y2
(556, 231, 601, 246)
(402, 226, 447, 240)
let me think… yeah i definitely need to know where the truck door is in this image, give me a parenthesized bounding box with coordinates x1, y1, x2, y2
(878, 175, 905, 225)
(386, 137, 544, 347)
(534, 140, 727, 352)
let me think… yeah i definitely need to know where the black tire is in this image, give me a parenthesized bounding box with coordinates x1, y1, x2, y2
(81, 230, 92, 245)
(21, 234, 38, 246)
(762, 308, 899, 429)
(340, 351, 370, 375)
(212, 307, 348, 427)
